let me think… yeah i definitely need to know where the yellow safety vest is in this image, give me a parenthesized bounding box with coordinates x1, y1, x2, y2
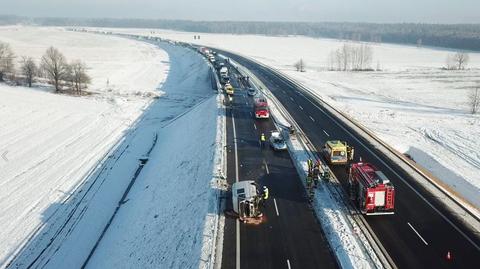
(263, 188, 269, 200)
(260, 134, 266, 141)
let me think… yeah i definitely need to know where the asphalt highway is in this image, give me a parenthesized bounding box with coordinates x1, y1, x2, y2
(220, 66, 338, 269)
(217, 50, 480, 269)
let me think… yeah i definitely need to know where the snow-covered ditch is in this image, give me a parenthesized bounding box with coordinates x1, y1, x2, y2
(105, 28, 480, 210)
(0, 27, 221, 269)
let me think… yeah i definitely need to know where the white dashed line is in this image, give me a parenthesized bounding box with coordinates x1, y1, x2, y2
(309, 116, 315, 122)
(289, 97, 294, 101)
(287, 259, 292, 269)
(232, 113, 241, 269)
(299, 105, 304, 110)
(253, 123, 257, 130)
(273, 198, 280, 216)
(323, 130, 330, 137)
(264, 159, 270, 174)
(408, 222, 429, 246)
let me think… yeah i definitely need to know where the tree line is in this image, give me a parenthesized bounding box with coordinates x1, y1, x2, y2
(2, 15, 479, 51)
(0, 41, 90, 94)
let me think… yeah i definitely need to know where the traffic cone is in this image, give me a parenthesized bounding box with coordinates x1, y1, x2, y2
(446, 251, 452, 261)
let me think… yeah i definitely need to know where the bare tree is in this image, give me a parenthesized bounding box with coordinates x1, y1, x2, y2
(70, 60, 91, 93)
(41, 46, 68, 92)
(327, 51, 336, 71)
(331, 43, 373, 71)
(294, 59, 306, 72)
(20, 56, 38, 87)
(341, 43, 350, 71)
(453, 52, 469, 70)
(469, 87, 480, 114)
(360, 44, 373, 70)
(0, 42, 15, 82)
(64, 63, 74, 89)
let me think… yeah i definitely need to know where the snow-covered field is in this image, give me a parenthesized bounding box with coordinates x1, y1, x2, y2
(0, 27, 218, 268)
(0, 26, 164, 95)
(0, 27, 168, 267)
(106, 28, 480, 210)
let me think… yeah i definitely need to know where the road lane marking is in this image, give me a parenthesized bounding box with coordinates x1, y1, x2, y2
(299, 105, 303, 110)
(273, 198, 279, 216)
(232, 112, 241, 269)
(289, 97, 294, 101)
(287, 259, 292, 269)
(232, 114, 239, 183)
(250, 112, 253, 117)
(309, 116, 315, 122)
(236, 220, 240, 269)
(264, 159, 270, 174)
(407, 222, 429, 246)
(298, 92, 480, 250)
(323, 130, 330, 137)
(253, 123, 257, 130)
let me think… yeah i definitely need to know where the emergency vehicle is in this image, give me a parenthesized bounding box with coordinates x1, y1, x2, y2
(348, 162, 395, 215)
(254, 97, 269, 119)
(322, 140, 354, 165)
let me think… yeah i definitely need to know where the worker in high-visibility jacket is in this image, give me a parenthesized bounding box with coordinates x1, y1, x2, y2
(262, 186, 269, 200)
(260, 133, 266, 149)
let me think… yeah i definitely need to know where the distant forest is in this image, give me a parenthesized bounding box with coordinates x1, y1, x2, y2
(2, 15, 480, 51)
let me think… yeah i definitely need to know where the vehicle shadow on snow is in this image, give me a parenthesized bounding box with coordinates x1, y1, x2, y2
(4, 41, 217, 269)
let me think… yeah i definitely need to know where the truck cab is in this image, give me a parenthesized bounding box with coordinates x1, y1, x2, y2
(349, 162, 395, 215)
(232, 180, 261, 220)
(254, 97, 270, 119)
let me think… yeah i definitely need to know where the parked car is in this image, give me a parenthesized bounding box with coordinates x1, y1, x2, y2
(247, 87, 256, 96)
(269, 131, 287, 151)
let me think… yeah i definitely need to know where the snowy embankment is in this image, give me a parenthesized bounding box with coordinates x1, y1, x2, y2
(85, 42, 219, 269)
(110, 28, 480, 210)
(0, 26, 167, 268)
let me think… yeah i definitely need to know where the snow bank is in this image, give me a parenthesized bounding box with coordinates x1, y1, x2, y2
(87, 97, 217, 269)
(84, 42, 218, 269)
(108, 28, 480, 209)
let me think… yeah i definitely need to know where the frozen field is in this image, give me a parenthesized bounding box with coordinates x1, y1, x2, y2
(107, 28, 480, 210)
(0, 27, 168, 267)
(0, 26, 164, 95)
(0, 27, 219, 268)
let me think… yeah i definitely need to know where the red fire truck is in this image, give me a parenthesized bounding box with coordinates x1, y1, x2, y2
(348, 162, 395, 215)
(254, 97, 270, 119)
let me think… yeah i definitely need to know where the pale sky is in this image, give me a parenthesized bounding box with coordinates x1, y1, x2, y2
(1, 0, 479, 23)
